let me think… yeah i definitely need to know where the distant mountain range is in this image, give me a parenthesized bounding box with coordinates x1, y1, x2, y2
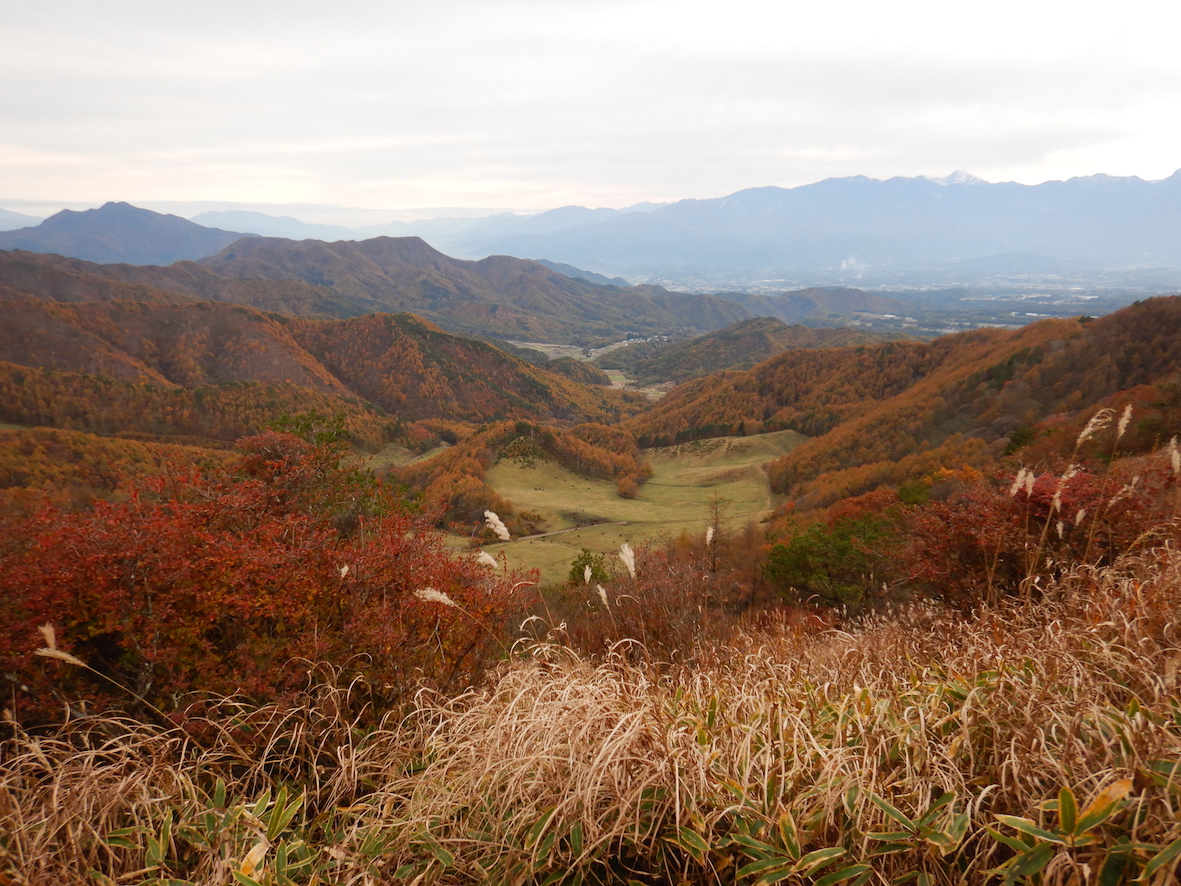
(8, 171, 1181, 286)
(0, 202, 248, 264)
(0, 207, 42, 232)
(421, 172, 1181, 278)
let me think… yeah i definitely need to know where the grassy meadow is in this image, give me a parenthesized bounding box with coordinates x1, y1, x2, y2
(483, 429, 805, 583)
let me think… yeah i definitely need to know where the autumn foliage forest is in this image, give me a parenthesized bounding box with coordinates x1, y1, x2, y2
(4, 265, 1181, 883)
(2, 291, 1181, 707)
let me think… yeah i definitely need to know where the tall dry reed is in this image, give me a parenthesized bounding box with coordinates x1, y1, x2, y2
(4, 547, 1181, 884)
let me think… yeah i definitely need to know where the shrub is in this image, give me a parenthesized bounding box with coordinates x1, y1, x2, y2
(0, 431, 535, 725)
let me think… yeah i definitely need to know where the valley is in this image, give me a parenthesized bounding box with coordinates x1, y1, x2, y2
(480, 429, 805, 582)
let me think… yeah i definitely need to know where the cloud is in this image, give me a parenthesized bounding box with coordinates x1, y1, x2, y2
(3, 0, 1180, 210)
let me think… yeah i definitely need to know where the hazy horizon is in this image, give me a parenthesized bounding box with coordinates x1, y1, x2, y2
(5, 167, 1181, 228)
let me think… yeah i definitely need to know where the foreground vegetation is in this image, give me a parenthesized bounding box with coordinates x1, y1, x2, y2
(3, 544, 1181, 884)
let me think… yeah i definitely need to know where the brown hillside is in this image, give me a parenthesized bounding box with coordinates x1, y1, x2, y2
(0, 298, 647, 445)
(0, 360, 392, 449)
(630, 297, 1181, 510)
(288, 313, 645, 425)
(0, 300, 347, 393)
(0, 251, 195, 306)
(0, 250, 364, 319)
(199, 237, 751, 341)
(600, 316, 907, 384)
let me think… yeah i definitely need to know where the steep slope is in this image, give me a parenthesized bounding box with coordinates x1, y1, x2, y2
(199, 236, 751, 341)
(629, 297, 1181, 510)
(0, 250, 363, 319)
(598, 316, 906, 384)
(287, 313, 644, 425)
(0, 203, 249, 265)
(0, 300, 348, 392)
(0, 298, 647, 436)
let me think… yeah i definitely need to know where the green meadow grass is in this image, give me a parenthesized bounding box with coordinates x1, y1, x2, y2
(484, 429, 805, 583)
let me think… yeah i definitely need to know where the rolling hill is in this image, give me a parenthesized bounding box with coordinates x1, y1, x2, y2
(597, 316, 908, 384)
(0, 202, 249, 265)
(0, 298, 649, 448)
(628, 296, 1181, 509)
(198, 235, 751, 342)
(1, 224, 757, 342)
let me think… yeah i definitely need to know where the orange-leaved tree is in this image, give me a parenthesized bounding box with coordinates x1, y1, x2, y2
(0, 430, 534, 726)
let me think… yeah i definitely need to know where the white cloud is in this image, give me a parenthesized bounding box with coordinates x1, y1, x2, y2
(2, 0, 1180, 213)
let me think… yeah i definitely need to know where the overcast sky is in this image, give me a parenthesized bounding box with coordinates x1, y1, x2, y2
(3, 0, 1181, 222)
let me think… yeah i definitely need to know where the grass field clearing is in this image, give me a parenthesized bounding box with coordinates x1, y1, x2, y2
(483, 429, 805, 583)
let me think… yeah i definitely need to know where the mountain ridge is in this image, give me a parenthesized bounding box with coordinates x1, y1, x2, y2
(0, 202, 250, 264)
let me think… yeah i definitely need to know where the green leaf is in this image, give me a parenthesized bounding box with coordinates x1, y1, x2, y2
(1076, 779, 1133, 833)
(994, 814, 1066, 845)
(843, 785, 860, 817)
(984, 825, 1033, 854)
(815, 864, 872, 886)
(776, 811, 800, 858)
(870, 794, 914, 831)
(231, 873, 264, 886)
(145, 836, 164, 869)
(736, 856, 793, 881)
(667, 826, 710, 864)
(1058, 787, 1078, 834)
(526, 807, 557, 850)
(213, 778, 227, 809)
(791, 846, 846, 874)
(1144, 836, 1181, 878)
(1098, 852, 1128, 886)
(1008, 842, 1056, 879)
(267, 790, 304, 842)
(429, 842, 455, 867)
(726, 833, 779, 859)
(250, 789, 272, 819)
(569, 822, 584, 858)
(87, 871, 117, 886)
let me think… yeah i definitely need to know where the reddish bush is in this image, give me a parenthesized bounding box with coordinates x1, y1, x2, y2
(0, 431, 535, 726)
(900, 457, 1179, 606)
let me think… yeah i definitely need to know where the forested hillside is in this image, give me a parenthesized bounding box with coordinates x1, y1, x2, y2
(0, 296, 648, 510)
(0, 236, 753, 342)
(598, 316, 904, 384)
(630, 297, 1181, 509)
(199, 236, 751, 341)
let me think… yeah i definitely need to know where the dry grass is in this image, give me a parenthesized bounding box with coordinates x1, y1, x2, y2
(5, 547, 1181, 884)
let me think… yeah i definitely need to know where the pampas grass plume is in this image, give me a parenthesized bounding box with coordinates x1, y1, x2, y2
(1077, 407, 1113, 446)
(1117, 403, 1133, 440)
(1009, 468, 1029, 498)
(34, 623, 85, 667)
(484, 510, 511, 542)
(584, 565, 592, 585)
(477, 551, 498, 569)
(619, 543, 636, 578)
(415, 588, 458, 608)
